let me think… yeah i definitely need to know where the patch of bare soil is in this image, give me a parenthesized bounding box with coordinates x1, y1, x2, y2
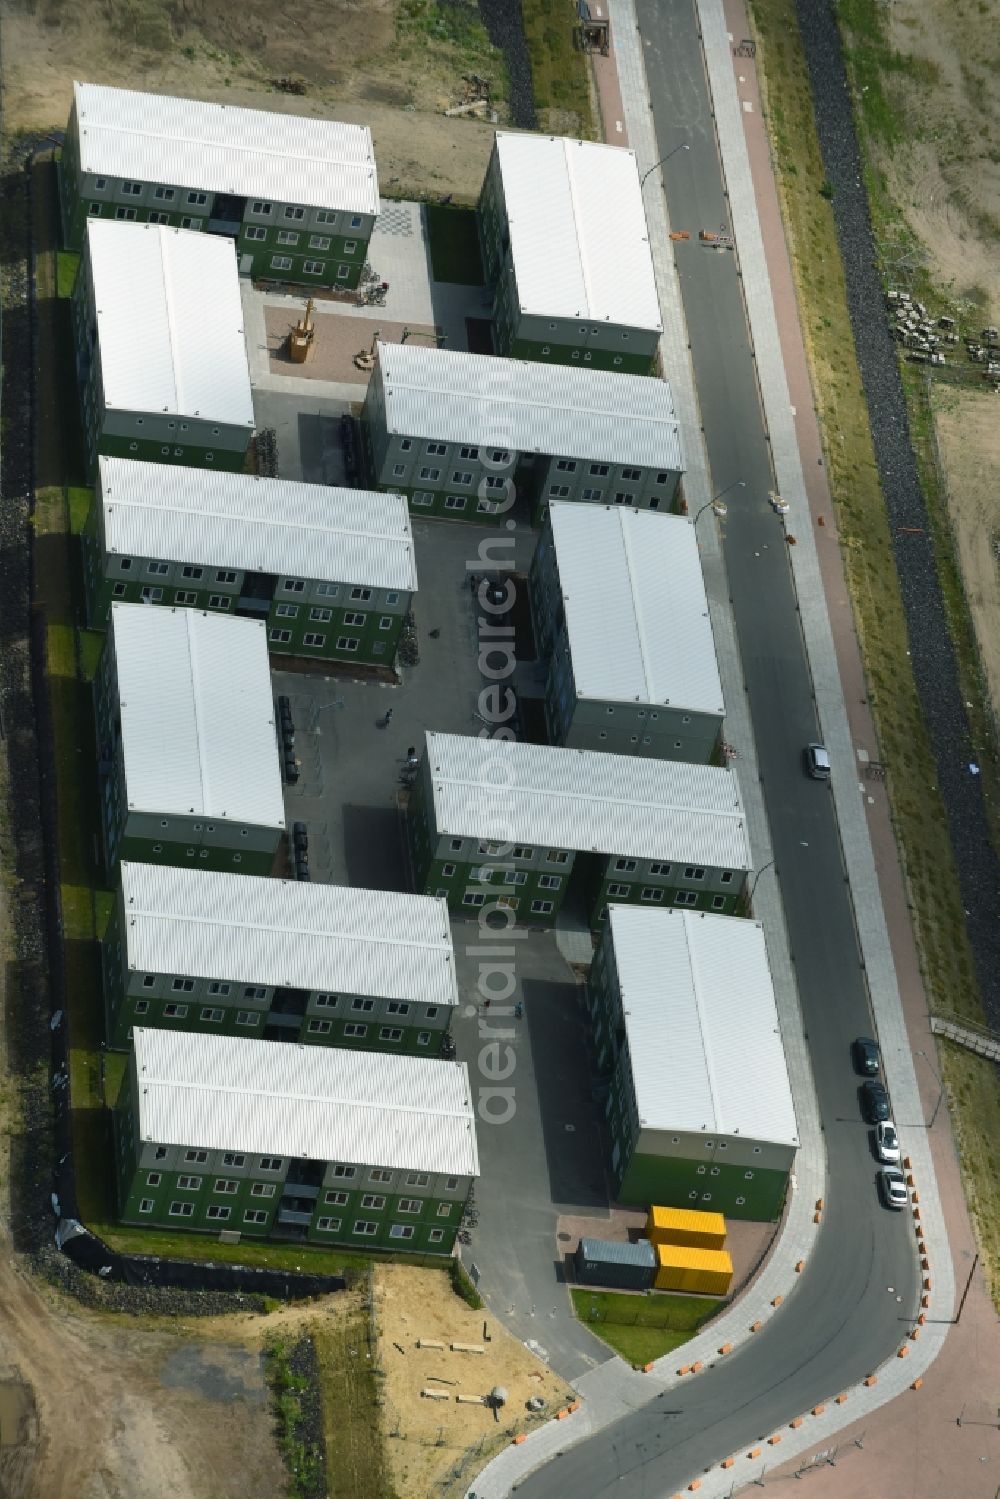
(375, 1265, 575, 1499)
(931, 385, 1000, 735)
(883, 0, 1000, 319)
(1, 2, 502, 203)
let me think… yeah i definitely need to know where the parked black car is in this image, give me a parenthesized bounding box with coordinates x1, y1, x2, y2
(852, 1036, 880, 1076)
(860, 1079, 890, 1124)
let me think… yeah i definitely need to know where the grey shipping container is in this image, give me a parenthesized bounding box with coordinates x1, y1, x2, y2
(574, 1237, 656, 1291)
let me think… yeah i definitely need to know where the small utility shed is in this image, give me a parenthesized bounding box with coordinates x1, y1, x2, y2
(362, 341, 683, 521)
(94, 603, 285, 873)
(530, 502, 725, 761)
(84, 456, 416, 664)
(588, 905, 798, 1219)
(72, 219, 254, 473)
(574, 1237, 656, 1291)
(103, 861, 458, 1052)
(478, 132, 662, 372)
(115, 1027, 479, 1252)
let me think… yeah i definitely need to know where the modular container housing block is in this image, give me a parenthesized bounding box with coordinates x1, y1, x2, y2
(589, 905, 798, 1219)
(408, 732, 750, 930)
(84, 457, 416, 665)
(104, 862, 459, 1052)
(72, 219, 255, 474)
(477, 132, 662, 373)
(530, 502, 725, 761)
(115, 1027, 478, 1252)
(61, 81, 379, 290)
(94, 603, 285, 874)
(362, 341, 683, 522)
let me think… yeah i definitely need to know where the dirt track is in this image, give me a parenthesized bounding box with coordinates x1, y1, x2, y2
(0, 1242, 292, 1498)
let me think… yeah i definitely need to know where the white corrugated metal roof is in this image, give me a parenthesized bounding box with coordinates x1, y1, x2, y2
(548, 502, 724, 716)
(494, 133, 661, 332)
(425, 733, 749, 869)
(85, 219, 254, 428)
(98, 458, 416, 591)
(608, 906, 798, 1148)
(132, 1027, 479, 1177)
(75, 81, 379, 215)
(377, 343, 682, 473)
(119, 862, 457, 1007)
(110, 603, 284, 829)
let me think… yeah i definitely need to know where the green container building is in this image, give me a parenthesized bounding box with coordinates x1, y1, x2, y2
(94, 602, 285, 874)
(408, 732, 751, 931)
(72, 219, 255, 475)
(115, 1027, 478, 1252)
(362, 340, 684, 523)
(477, 132, 661, 373)
(60, 82, 379, 291)
(530, 501, 725, 762)
(84, 457, 416, 667)
(104, 861, 458, 1053)
(588, 905, 799, 1220)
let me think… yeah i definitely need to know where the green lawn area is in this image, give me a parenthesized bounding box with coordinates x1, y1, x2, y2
(68, 485, 93, 535)
(57, 249, 80, 299)
(571, 1289, 722, 1367)
(522, 0, 596, 137)
(314, 1295, 398, 1498)
(425, 204, 484, 285)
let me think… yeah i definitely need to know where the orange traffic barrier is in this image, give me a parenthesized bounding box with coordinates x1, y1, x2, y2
(677, 1364, 691, 1376)
(568, 1401, 581, 1413)
(750, 1320, 762, 1333)
(911, 1378, 924, 1391)
(864, 1375, 877, 1387)
(771, 1295, 783, 1307)
(910, 1328, 921, 1341)
(691, 1361, 703, 1373)
(795, 1260, 806, 1273)
(718, 1343, 733, 1355)
(917, 1313, 927, 1326)
(812, 1405, 825, 1416)
(748, 1447, 762, 1460)
(813, 1211, 822, 1223)
(556, 1408, 570, 1420)
(513, 1433, 527, 1445)
(688, 1481, 702, 1492)
(924, 1277, 932, 1291)
(921, 1293, 931, 1307)
(669, 231, 691, 241)
(906, 1174, 915, 1187)
(721, 1457, 735, 1469)
(790, 1417, 803, 1428)
(912, 1190, 920, 1203)
(768, 1433, 782, 1446)
(836, 1393, 848, 1405)
(913, 1208, 922, 1222)
(903, 1155, 912, 1169)
(897, 1347, 909, 1359)
(816, 1198, 824, 1211)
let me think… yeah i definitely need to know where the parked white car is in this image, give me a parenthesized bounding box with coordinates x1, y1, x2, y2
(875, 1120, 901, 1165)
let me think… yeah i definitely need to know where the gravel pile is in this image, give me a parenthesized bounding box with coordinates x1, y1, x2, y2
(474, 0, 537, 128)
(796, 0, 1000, 1029)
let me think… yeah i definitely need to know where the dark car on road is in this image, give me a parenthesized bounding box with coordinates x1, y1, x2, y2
(860, 1079, 890, 1124)
(852, 1036, 880, 1076)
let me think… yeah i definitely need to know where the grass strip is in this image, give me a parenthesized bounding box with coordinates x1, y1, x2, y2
(749, 0, 1000, 1308)
(314, 1293, 398, 1499)
(571, 1288, 720, 1367)
(522, 0, 596, 136)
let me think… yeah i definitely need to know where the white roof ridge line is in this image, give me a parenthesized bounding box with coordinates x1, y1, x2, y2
(384, 372, 680, 431)
(106, 494, 412, 548)
(434, 773, 744, 822)
(158, 229, 184, 414)
(617, 510, 656, 702)
(184, 609, 212, 818)
(130, 907, 451, 955)
(562, 138, 596, 320)
(684, 912, 723, 1133)
(143, 1073, 473, 1124)
(81, 120, 375, 176)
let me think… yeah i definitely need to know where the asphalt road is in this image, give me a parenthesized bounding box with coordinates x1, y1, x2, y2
(517, 2, 919, 1491)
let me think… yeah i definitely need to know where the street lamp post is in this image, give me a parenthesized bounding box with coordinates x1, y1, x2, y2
(691, 479, 746, 524)
(639, 142, 690, 189)
(916, 1048, 945, 1129)
(748, 858, 776, 908)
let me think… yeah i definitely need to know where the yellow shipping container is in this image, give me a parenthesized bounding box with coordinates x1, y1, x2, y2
(653, 1243, 734, 1296)
(646, 1204, 727, 1251)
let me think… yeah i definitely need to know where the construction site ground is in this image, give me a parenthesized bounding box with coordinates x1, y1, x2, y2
(265, 306, 439, 385)
(374, 1265, 575, 1499)
(1, 1, 501, 203)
